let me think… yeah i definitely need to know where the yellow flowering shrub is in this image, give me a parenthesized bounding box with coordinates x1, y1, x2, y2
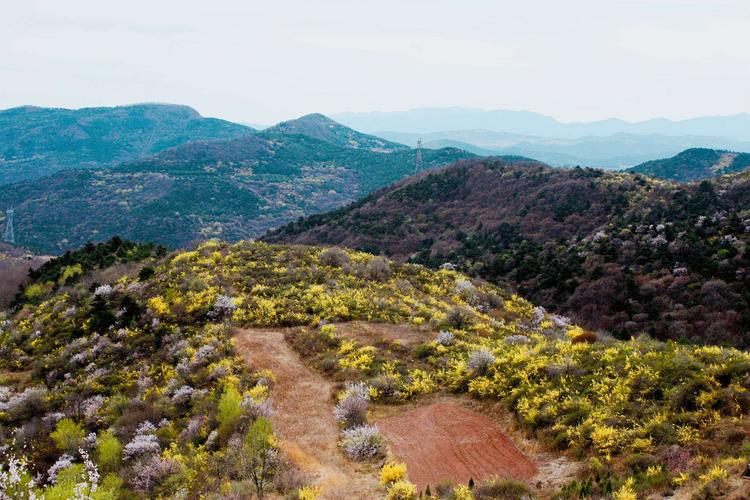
(590, 424, 622, 458)
(338, 340, 377, 371)
(298, 485, 322, 500)
(380, 462, 407, 485)
(148, 296, 170, 315)
(453, 484, 474, 500)
(699, 465, 728, 483)
(386, 480, 417, 500)
(401, 369, 436, 398)
(613, 478, 637, 500)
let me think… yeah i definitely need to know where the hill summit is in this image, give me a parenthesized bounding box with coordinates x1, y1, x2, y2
(628, 147, 750, 181)
(264, 113, 408, 152)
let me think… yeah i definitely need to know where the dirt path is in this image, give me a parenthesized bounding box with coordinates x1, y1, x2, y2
(233, 329, 383, 499)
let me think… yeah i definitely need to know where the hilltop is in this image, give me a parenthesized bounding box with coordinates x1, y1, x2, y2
(266, 158, 750, 347)
(0, 116, 471, 253)
(628, 147, 750, 181)
(264, 113, 408, 152)
(2, 240, 750, 498)
(0, 103, 254, 184)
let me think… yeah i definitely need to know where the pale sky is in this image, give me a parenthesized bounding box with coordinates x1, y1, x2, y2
(2, 0, 749, 124)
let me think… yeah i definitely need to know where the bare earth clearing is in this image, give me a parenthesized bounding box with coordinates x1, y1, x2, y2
(332, 320, 431, 348)
(377, 401, 537, 491)
(234, 323, 575, 498)
(233, 328, 382, 498)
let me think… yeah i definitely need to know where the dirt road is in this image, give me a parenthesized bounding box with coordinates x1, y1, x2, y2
(233, 329, 382, 499)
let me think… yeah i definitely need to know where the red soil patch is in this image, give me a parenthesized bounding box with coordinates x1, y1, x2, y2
(378, 401, 538, 490)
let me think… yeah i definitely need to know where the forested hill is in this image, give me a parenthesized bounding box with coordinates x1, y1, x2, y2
(628, 147, 750, 181)
(0, 103, 254, 184)
(266, 158, 750, 347)
(262, 113, 408, 152)
(0, 127, 472, 254)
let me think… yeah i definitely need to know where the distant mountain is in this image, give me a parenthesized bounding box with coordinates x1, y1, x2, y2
(266, 158, 750, 347)
(0, 103, 254, 184)
(333, 107, 750, 141)
(0, 116, 471, 253)
(264, 113, 408, 152)
(628, 148, 750, 181)
(378, 129, 750, 169)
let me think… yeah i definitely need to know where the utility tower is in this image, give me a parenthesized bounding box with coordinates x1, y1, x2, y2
(3, 207, 14, 244)
(414, 139, 423, 174)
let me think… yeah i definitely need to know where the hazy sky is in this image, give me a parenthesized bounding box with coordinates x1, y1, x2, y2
(2, 0, 749, 124)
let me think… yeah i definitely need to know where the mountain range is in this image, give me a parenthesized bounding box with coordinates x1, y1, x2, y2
(0, 113, 469, 253)
(0, 103, 254, 184)
(333, 107, 750, 140)
(379, 129, 750, 169)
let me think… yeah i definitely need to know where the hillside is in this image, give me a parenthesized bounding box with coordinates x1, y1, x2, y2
(2, 241, 750, 498)
(264, 113, 408, 152)
(266, 158, 750, 348)
(0, 120, 471, 254)
(0, 103, 254, 184)
(629, 147, 750, 181)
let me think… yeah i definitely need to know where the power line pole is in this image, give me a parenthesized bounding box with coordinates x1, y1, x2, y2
(414, 138, 423, 175)
(4, 207, 15, 244)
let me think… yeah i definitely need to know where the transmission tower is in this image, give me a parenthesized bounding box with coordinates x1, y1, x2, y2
(3, 207, 15, 244)
(414, 138, 423, 174)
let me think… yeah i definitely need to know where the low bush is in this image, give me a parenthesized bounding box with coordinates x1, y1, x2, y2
(380, 462, 407, 485)
(340, 424, 382, 460)
(473, 478, 533, 499)
(333, 394, 368, 428)
(386, 480, 417, 500)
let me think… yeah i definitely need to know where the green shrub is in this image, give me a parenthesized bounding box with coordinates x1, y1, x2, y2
(414, 343, 436, 360)
(51, 418, 85, 453)
(96, 431, 122, 473)
(218, 385, 244, 436)
(474, 477, 533, 499)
